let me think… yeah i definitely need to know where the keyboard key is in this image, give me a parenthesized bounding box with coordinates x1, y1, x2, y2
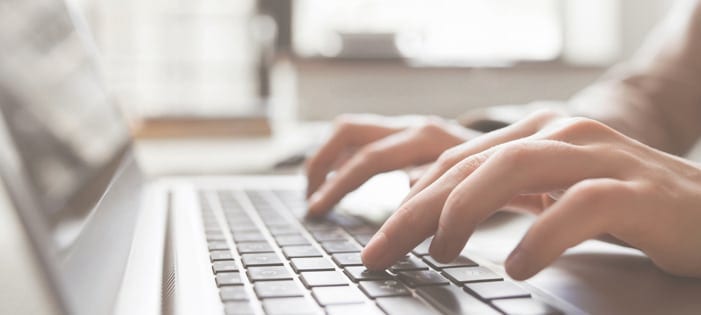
(353, 234, 373, 246)
(247, 266, 293, 282)
(213, 261, 239, 273)
(442, 266, 502, 283)
(423, 255, 477, 269)
(220, 286, 249, 301)
(262, 297, 319, 315)
(300, 271, 349, 287)
(303, 220, 336, 232)
(312, 286, 366, 305)
(233, 231, 267, 242)
(326, 303, 384, 315)
(417, 285, 500, 315)
(237, 242, 273, 254)
(390, 256, 429, 271)
(241, 253, 283, 267)
(254, 280, 304, 298)
(359, 280, 411, 297)
(344, 266, 393, 282)
(224, 301, 255, 315)
(290, 257, 335, 273)
(206, 232, 227, 241)
(269, 225, 299, 236)
(465, 281, 530, 300)
(208, 241, 229, 251)
(331, 253, 363, 267)
(210, 250, 234, 262)
(411, 238, 432, 256)
(275, 234, 311, 246)
(397, 270, 449, 287)
(282, 245, 323, 258)
(311, 229, 349, 242)
(376, 297, 441, 315)
(216, 272, 243, 286)
(321, 241, 362, 253)
(492, 298, 563, 315)
(344, 225, 377, 236)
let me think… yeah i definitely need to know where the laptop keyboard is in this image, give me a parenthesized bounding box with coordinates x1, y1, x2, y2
(199, 190, 563, 315)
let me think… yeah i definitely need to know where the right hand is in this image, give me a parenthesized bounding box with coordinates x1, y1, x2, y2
(305, 114, 480, 217)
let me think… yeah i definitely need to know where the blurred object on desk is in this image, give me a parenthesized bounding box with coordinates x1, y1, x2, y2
(131, 102, 271, 139)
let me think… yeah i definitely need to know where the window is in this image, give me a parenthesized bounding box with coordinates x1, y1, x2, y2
(294, 0, 563, 64)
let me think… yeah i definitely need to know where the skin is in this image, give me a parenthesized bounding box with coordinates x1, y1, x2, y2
(305, 110, 701, 280)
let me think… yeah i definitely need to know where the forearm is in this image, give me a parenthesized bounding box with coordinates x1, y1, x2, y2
(569, 0, 701, 156)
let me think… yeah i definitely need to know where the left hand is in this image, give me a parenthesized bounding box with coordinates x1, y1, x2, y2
(361, 110, 701, 280)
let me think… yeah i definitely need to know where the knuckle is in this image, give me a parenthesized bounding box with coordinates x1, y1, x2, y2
(529, 108, 564, 124)
(569, 180, 614, 203)
(417, 117, 449, 134)
(436, 148, 462, 168)
(561, 117, 610, 135)
(494, 141, 534, 166)
(453, 152, 489, 175)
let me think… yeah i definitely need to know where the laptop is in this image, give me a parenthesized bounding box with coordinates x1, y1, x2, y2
(2, 1, 701, 315)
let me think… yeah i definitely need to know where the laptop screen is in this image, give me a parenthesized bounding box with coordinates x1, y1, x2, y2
(0, 0, 130, 242)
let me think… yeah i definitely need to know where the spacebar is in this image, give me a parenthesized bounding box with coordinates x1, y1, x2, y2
(417, 285, 500, 315)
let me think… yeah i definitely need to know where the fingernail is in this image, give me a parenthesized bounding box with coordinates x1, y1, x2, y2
(362, 231, 389, 269)
(505, 247, 529, 280)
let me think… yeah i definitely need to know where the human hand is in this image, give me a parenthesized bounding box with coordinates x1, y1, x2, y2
(305, 114, 480, 217)
(361, 110, 701, 280)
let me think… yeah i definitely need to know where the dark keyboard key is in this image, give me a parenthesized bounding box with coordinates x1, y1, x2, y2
(326, 303, 384, 315)
(390, 256, 429, 271)
(376, 297, 441, 315)
(397, 270, 449, 287)
(290, 257, 335, 273)
(465, 281, 530, 300)
(411, 238, 432, 256)
(359, 280, 411, 297)
(224, 301, 255, 315)
(417, 285, 500, 315)
(237, 242, 273, 254)
(300, 271, 349, 287)
(331, 253, 363, 267)
(247, 266, 293, 281)
(344, 225, 377, 236)
(423, 255, 477, 269)
(208, 241, 229, 251)
(275, 234, 310, 246)
(321, 241, 362, 253)
(311, 229, 349, 242)
(213, 261, 239, 273)
(220, 286, 249, 301)
(230, 224, 260, 233)
(303, 220, 336, 232)
(312, 286, 366, 305)
(269, 225, 299, 236)
(262, 297, 319, 315)
(353, 234, 373, 246)
(282, 245, 323, 258)
(206, 232, 227, 241)
(442, 266, 502, 283)
(233, 231, 267, 242)
(241, 253, 283, 267)
(210, 250, 234, 262)
(216, 272, 243, 286)
(492, 298, 563, 315)
(254, 280, 304, 298)
(344, 266, 393, 282)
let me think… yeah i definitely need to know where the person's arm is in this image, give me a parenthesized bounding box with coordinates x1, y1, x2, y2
(570, 0, 701, 155)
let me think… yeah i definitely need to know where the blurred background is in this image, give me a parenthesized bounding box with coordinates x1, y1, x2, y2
(66, 0, 677, 124)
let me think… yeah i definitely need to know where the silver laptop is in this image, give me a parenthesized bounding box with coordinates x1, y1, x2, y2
(2, 1, 701, 315)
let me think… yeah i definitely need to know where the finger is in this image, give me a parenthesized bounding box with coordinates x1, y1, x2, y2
(505, 178, 627, 280)
(430, 140, 623, 262)
(306, 119, 401, 198)
(407, 163, 432, 187)
(404, 109, 562, 204)
(307, 129, 444, 216)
